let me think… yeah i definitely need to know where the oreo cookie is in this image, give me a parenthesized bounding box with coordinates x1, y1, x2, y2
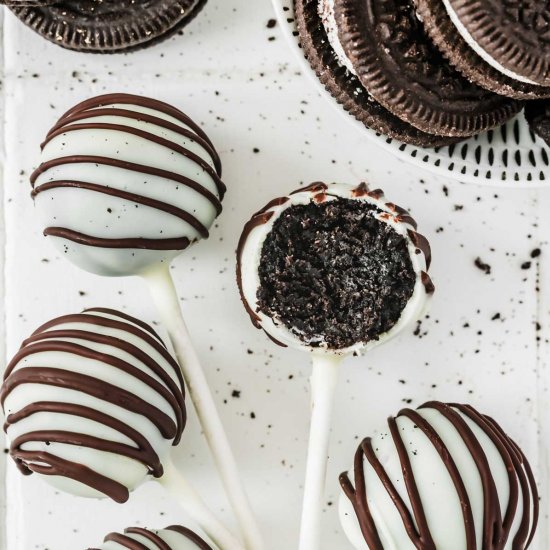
(414, 0, 550, 100)
(438, 0, 550, 87)
(295, 0, 460, 147)
(525, 101, 550, 147)
(9, 0, 207, 54)
(329, 0, 522, 138)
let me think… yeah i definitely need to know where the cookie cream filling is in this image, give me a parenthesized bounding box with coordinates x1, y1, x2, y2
(318, 0, 357, 75)
(441, 0, 541, 86)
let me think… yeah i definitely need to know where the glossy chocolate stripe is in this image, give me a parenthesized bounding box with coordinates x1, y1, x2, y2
(20, 330, 186, 439)
(11, 430, 163, 476)
(339, 440, 384, 550)
(101, 533, 150, 550)
(454, 404, 538, 548)
(44, 107, 222, 175)
(59, 93, 216, 154)
(400, 408, 476, 548)
(421, 402, 504, 547)
(83, 308, 166, 346)
(6, 340, 180, 432)
(28, 312, 185, 405)
(236, 196, 289, 327)
(14, 448, 131, 502)
(167, 526, 215, 550)
(30, 155, 223, 213)
(388, 416, 436, 549)
(4, 401, 161, 474)
(125, 528, 172, 550)
(340, 403, 538, 549)
(41, 122, 223, 191)
(0, 367, 177, 440)
(44, 227, 191, 251)
(32, 180, 209, 239)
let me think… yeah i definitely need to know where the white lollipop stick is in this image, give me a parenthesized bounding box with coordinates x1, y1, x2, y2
(160, 459, 244, 550)
(144, 265, 266, 550)
(299, 354, 343, 550)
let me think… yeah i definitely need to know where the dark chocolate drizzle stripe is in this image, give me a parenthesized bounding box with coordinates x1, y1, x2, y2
(83, 307, 166, 346)
(28, 312, 185, 407)
(16, 448, 131, 503)
(101, 533, 151, 550)
(41, 122, 223, 193)
(30, 155, 223, 213)
(89, 526, 214, 550)
(43, 227, 191, 251)
(4, 338, 184, 438)
(5, 402, 162, 473)
(167, 526, 215, 550)
(59, 94, 217, 160)
(451, 404, 539, 548)
(339, 402, 539, 549)
(43, 107, 222, 175)
(236, 196, 289, 327)
(1, 366, 177, 439)
(124, 528, 172, 550)
(1, 310, 186, 503)
(18, 330, 186, 437)
(32, 180, 209, 239)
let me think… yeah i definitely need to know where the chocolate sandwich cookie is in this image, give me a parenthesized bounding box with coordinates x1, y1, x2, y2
(295, 0, 459, 147)
(525, 101, 550, 147)
(9, 0, 207, 53)
(438, 0, 550, 87)
(331, 0, 522, 137)
(414, 0, 550, 100)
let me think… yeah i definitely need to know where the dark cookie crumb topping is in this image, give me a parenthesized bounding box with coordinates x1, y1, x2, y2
(257, 198, 416, 350)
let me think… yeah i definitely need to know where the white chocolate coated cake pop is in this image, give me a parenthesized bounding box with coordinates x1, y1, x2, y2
(237, 182, 434, 355)
(1, 308, 186, 503)
(339, 402, 539, 550)
(30, 93, 225, 277)
(90, 525, 217, 550)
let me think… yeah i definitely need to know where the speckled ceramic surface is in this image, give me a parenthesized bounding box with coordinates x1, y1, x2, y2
(274, 0, 550, 188)
(1, 1, 550, 549)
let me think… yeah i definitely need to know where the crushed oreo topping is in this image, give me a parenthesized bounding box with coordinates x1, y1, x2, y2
(257, 198, 416, 349)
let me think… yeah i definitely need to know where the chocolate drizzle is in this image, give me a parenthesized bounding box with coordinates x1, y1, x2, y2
(1, 309, 186, 503)
(339, 402, 538, 549)
(89, 525, 214, 550)
(30, 93, 224, 252)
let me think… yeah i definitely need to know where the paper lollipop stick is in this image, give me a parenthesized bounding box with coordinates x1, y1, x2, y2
(145, 264, 264, 550)
(299, 354, 341, 550)
(29, 93, 265, 550)
(237, 182, 434, 550)
(0, 308, 244, 550)
(91, 523, 218, 550)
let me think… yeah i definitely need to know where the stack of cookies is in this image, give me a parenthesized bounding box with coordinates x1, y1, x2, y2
(296, 0, 550, 147)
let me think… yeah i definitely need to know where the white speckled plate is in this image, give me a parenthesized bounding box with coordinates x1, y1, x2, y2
(272, 0, 550, 188)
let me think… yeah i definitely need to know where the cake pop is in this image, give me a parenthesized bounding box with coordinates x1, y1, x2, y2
(31, 92, 224, 278)
(90, 525, 216, 550)
(29, 93, 264, 550)
(237, 182, 434, 550)
(1, 308, 242, 550)
(339, 401, 539, 549)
